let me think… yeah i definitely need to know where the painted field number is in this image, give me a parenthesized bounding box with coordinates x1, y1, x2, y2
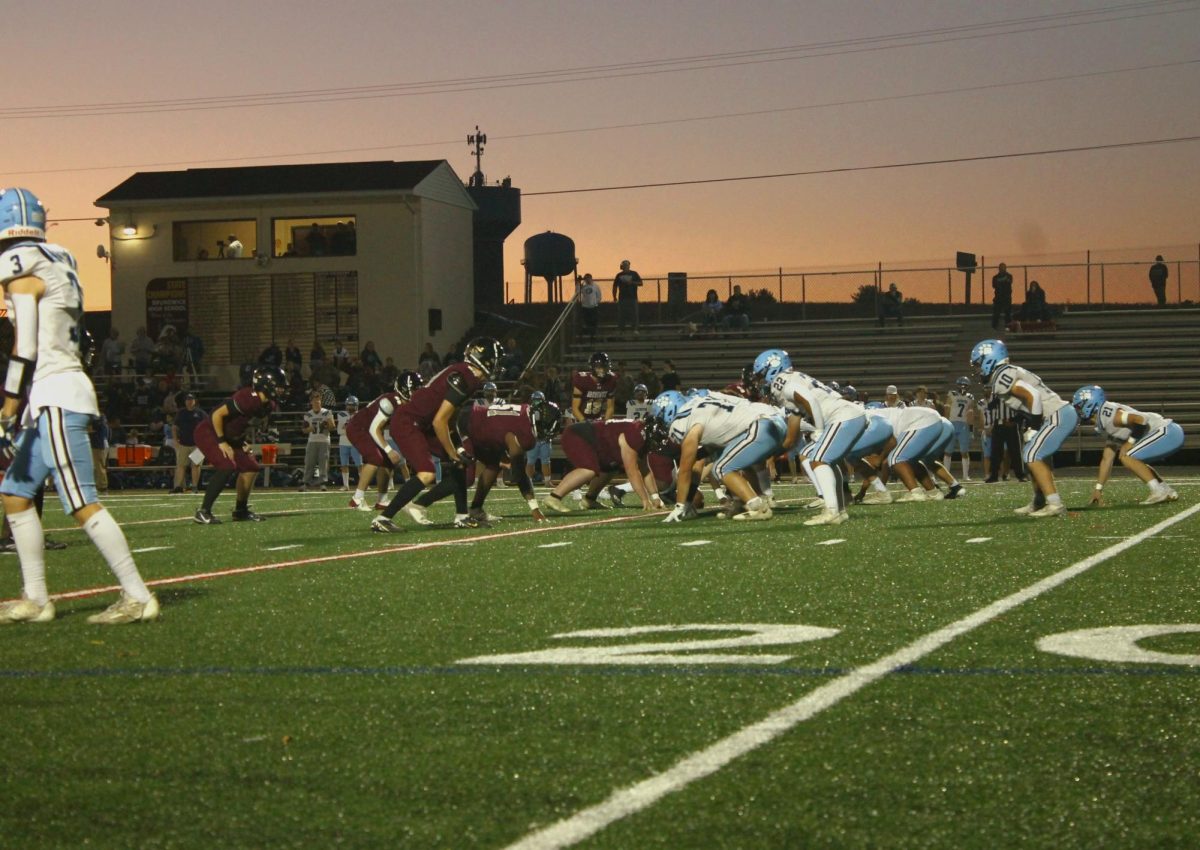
(1037, 624, 1200, 667)
(456, 623, 840, 666)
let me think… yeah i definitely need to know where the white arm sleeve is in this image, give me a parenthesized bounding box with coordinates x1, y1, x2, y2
(10, 293, 38, 361)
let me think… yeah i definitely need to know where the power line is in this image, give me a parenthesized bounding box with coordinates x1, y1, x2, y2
(5, 0, 1194, 119)
(15, 58, 1199, 180)
(522, 135, 1200, 196)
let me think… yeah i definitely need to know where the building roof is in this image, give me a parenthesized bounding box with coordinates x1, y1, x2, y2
(96, 160, 448, 204)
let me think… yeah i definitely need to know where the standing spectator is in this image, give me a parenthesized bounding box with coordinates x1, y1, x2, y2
(723, 285, 751, 332)
(226, 234, 244, 258)
(1149, 255, 1169, 306)
(305, 223, 327, 256)
(700, 289, 723, 334)
(611, 259, 643, 335)
(258, 341, 283, 368)
(577, 273, 602, 342)
(660, 359, 681, 392)
(360, 340, 383, 371)
(284, 338, 303, 373)
(991, 263, 1014, 330)
(171, 393, 205, 494)
(884, 384, 904, 408)
(877, 282, 904, 327)
(300, 391, 335, 491)
(380, 356, 399, 387)
(89, 414, 111, 493)
(100, 328, 125, 375)
(499, 336, 525, 380)
(912, 386, 936, 409)
(130, 326, 155, 375)
(541, 365, 565, 407)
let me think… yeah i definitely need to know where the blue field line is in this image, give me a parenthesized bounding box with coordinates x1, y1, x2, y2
(0, 663, 1196, 681)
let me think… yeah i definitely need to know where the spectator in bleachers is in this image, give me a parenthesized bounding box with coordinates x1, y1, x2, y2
(418, 342, 441, 377)
(310, 377, 337, 410)
(722, 285, 751, 332)
(258, 341, 283, 368)
(541, 365, 565, 407)
(700, 289, 723, 334)
(636, 359, 661, 398)
(101, 328, 125, 375)
(577, 273, 602, 342)
(912, 386, 936, 409)
(130, 327, 155, 374)
(284, 338, 303, 373)
(991, 263, 1014, 330)
(612, 259, 643, 335)
(660, 360, 681, 392)
(1019, 280, 1051, 323)
(614, 360, 635, 413)
(499, 336, 525, 381)
(442, 345, 461, 365)
(331, 338, 350, 369)
(877, 282, 904, 327)
(1149, 255, 1169, 306)
(380, 356, 399, 387)
(310, 340, 327, 373)
(284, 365, 308, 410)
(171, 393, 204, 494)
(884, 384, 904, 408)
(360, 340, 383, 371)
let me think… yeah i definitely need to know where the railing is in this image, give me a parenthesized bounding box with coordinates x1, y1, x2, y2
(523, 292, 578, 376)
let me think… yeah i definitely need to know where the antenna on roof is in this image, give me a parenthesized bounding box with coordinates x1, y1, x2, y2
(467, 125, 487, 188)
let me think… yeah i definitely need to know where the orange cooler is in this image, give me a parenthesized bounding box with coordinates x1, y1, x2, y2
(261, 444, 278, 464)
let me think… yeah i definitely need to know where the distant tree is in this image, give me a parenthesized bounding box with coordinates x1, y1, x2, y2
(851, 284, 879, 306)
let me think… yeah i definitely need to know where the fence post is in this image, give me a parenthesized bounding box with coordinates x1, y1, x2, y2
(1100, 263, 1106, 309)
(656, 278, 662, 324)
(1022, 264, 1028, 297)
(727, 276, 732, 299)
(1086, 250, 1091, 305)
(778, 267, 783, 303)
(1178, 260, 1183, 304)
(947, 268, 952, 314)
(801, 274, 807, 321)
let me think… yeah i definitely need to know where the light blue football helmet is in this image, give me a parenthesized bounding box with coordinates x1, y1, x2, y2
(685, 387, 710, 399)
(840, 384, 858, 401)
(969, 339, 1009, 380)
(865, 401, 886, 410)
(752, 348, 792, 386)
(1072, 385, 1105, 420)
(651, 390, 687, 426)
(0, 187, 47, 242)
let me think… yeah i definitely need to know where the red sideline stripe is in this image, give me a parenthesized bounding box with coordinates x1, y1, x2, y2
(42, 512, 653, 603)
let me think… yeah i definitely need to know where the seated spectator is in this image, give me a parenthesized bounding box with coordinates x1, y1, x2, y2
(284, 338, 303, 372)
(877, 282, 904, 327)
(259, 341, 283, 368)
(722, 285, 750, 331)
(700, 289, 723, 333)
(499, 336, 525, 381)
(418, 343, 441, 376)
(380, 356, 399, 387)
(636, 359, 661, 398)
(101, 328, 125, 375)
(1019, 280, 1051, 323)
(541, 365, 565, 407)
(331, 338, 350, 368)
(661, 360, 681, 391)
(360, 340, 383, 371)
(310, 340, 327, 372)
(443, 345, 461, 365)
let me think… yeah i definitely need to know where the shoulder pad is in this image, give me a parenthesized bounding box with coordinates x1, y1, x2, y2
(379, 396, 395, 416)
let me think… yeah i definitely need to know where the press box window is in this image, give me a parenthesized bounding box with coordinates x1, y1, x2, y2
(272, 215, 357, 258)
(173, 220, 256, 261)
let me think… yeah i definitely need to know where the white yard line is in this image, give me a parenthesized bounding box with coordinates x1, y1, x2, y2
(130, 546, 174, 554)
(816, 538, 846, 546)
(505, 501, 1200, 850)
(966, 537, 993, 544)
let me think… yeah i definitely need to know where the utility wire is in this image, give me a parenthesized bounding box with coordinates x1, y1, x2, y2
(522, 135, 1200, 196)
(13, 58, 1198, 179)
(5, 0, 1195, 119)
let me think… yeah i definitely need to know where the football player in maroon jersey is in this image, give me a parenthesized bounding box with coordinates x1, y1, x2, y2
(571, 351, 617, 422)
(407, 397, 562, 526)
(541, 417, 660, 513)
(344, 370, 423, 511)
(371, 338, 503, 532)
(193, 366, 285, 524)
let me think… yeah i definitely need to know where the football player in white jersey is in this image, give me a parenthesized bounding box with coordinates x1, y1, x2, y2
(754, 349, 868, 526)
(943, 376, 977, 480)
(657, 389, 785, 522)
(971, 339, 1077, 518)
(336, 395, 362, 491)
(867, 404, 963, 501)
(0, 188, 159, 624)
(624, 383, 653, 421)
(1072, 385, 1183, 506)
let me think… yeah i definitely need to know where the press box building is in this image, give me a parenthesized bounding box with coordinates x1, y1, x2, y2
(97, 160, 478, 385)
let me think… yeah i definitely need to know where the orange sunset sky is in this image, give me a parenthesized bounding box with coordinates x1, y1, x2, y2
(4, 0, 1198, 311)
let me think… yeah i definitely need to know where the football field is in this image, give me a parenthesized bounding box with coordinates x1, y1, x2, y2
(2, 477, 1198, 848)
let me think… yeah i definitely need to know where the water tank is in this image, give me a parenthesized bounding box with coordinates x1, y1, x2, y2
(523, 231, 576, 280)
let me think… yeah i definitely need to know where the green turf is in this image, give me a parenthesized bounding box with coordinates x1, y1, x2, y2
(1, 477, 1198, 848)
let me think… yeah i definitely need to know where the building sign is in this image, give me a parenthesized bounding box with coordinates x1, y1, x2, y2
(145, 278, 189, 339)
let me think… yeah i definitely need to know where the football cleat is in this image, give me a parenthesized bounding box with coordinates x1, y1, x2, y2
(453, 515, 487, 529)
(373, 502, 389, 511)
(541, 494, 570, 514)
(861, 490, 894, 505)
(946, 484, 965, 500)
(402, 504, 435, 526)
(1029, 502, 1066, 518)
(193, 509, 221, 525)
(231, 508, 265, 522)
(896, 490, 927, 503)
(582, 497, 611, 511)
(605, 485, 626, 508)
(44, 538, 67, 551)
(927, 489, 945, 501)
(0, 596, 56, 624)
(349, 497, 374, 512)
(802, 496, 826, 510)
(803, 509, 848, 526)
(717, 499, 745, 520)
(1013, 502, 1037, 515)
(87, 592, 159, 625)
(1141, 488, 1179, 505)
(732, 504, 773, 522)
(371, 517, 402, 534)
(469, 507, 500, 524)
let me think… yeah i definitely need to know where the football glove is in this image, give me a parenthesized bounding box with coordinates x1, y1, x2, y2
(0, 413, 17, 460)
(662, 502, 690, 523)
(455, 446, 474, 467)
